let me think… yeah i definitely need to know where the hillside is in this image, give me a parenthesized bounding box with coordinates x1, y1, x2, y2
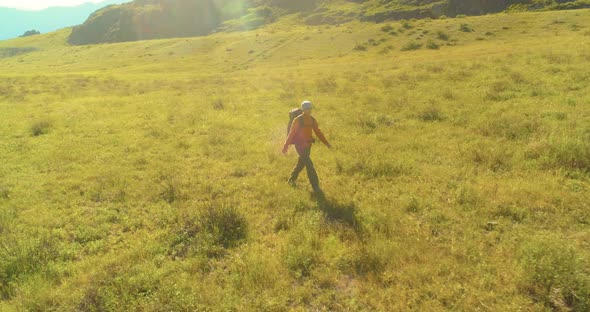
(1, 8, 590, 311)
(68, 0, 590, 44)
(0, 1, 131, 41)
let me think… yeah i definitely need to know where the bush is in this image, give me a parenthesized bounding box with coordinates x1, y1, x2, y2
(212, 98, 224, 110)
(379, 45, 394, 54)
(367, 38, 381, 46)
(426, 40, 440, 50)
(401, 41, 422, 51)
(520, 237, 590, 311)
(459, 23, 473, 32)
(401, 20, 413, 29)
(436, 31, 450, 41)
(353, 43, 367, 51)
(381, 25, 394, 32)
(30, 120, 52, 136)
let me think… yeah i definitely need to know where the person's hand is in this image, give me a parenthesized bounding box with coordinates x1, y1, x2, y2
(326, 143, 332, 149)
(282, 145, 289, 154)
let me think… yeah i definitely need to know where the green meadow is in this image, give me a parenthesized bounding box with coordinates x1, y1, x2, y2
(1, 9, 590, 311)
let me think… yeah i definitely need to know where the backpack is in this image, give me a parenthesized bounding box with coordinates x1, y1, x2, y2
(287, 108, 303, 135)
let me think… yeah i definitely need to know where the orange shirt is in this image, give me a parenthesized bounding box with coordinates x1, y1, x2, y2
(284, 113, 329, 148)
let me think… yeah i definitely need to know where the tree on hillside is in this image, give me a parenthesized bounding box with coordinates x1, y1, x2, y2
(20, 30, 40, 37)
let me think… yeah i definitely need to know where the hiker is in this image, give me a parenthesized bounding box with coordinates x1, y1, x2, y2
(282, 101, 331, 193)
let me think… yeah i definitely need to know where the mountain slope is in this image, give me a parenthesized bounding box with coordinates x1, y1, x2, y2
(0, 0, 131, 40)
(68, 0, 590, 45)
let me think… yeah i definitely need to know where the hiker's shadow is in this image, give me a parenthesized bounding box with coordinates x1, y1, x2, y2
(312, 192, 360, 231)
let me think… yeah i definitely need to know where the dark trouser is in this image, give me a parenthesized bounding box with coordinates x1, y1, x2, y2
(288, 145, 320, 191)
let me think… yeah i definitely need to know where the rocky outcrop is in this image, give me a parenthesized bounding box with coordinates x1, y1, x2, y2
(69, 0, 240, 45)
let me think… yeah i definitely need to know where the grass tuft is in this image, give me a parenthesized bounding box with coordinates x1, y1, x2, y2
(520, 237, 590, 311)
(200, 203, 248, 249)
(417, 106, 444, 121)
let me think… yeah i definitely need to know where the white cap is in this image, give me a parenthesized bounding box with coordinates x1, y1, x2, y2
(301, 101, 313, 110)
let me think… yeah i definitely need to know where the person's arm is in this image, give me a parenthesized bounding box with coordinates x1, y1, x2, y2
(282, 119, 300, 154)
(312, 119, 331, 148)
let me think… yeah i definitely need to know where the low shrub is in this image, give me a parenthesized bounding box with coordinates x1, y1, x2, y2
(30, 119, 52, 136)
(459, 23, 473, 32)
(436, 31, 450, 41)
(381, 25, 394, 32)
(353, 43, 367, 51)
(426, 40, 440, 50)
(212, 98, 224, 110)
(401, 20, 413, 29)
(401, 41, 422, 51)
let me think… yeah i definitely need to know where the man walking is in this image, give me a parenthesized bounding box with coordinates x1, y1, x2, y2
(282, 101, 331, 193)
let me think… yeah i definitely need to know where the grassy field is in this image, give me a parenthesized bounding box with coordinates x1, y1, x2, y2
(1, 9, 590, 311)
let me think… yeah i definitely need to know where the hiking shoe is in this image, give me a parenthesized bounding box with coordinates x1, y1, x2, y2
(288, 180, 297, 187)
